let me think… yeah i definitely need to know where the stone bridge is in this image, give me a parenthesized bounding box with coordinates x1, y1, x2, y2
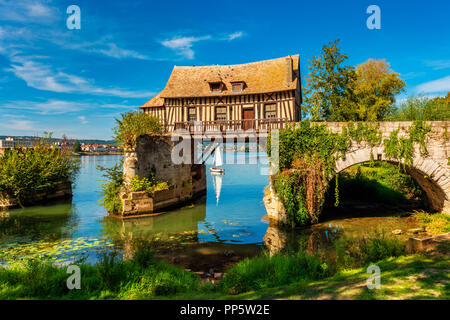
(325, 121, 450, 213)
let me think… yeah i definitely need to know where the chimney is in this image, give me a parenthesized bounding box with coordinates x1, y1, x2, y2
(286, 57, 293, 83)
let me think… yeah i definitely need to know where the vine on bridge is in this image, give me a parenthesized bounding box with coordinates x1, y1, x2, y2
(268, 120, 431, 227)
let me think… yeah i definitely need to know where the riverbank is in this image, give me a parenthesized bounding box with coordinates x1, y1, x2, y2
(176, 253, 449, 300)
(0, 241, 447, 300)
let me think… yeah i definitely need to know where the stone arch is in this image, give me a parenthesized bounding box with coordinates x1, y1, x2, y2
(334, 146, 450, 213)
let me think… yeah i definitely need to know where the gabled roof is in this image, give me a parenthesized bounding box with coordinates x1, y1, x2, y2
(140, 92, 164, 108)
(140, 55, 300, 108)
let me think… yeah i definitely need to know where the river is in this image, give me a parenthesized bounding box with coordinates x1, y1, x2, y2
(0, 154, 421, 271)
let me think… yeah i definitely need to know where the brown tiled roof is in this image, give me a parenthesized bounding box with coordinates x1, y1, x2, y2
(140, 55, 300, 108)
(140, 92, 164, 108)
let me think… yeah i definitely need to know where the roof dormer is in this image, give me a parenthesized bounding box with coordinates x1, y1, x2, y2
(209, 81, 223, 93)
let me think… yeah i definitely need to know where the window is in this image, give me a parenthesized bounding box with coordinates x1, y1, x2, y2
(231, 82, 244, 92)
(209, 82, 222, 93)
(215, 106, 227, 121)
(188, 107, 197, 121)
(264, 104, 277, 119)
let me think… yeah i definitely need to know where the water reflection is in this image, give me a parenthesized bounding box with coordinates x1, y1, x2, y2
(101, 196, 207, 244)
(0, 201, 76, 242)
(264, 215, 421, 256)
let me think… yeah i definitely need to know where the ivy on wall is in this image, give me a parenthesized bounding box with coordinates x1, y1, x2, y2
(269, 120, 432, 227)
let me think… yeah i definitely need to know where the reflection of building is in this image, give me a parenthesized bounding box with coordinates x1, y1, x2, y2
(141, 55, 302, 133)
(102, 196, 207, 260)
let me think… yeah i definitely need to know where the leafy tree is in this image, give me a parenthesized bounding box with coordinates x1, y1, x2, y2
(73, 140, 82, 153)
(113, 111, 163, 151)
(389, 94, 450, 121)
(352, 59, 406, 121)
(302, 39, 357, 121)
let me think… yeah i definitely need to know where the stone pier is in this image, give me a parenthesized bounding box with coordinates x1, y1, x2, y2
(120, 134, 206, 216)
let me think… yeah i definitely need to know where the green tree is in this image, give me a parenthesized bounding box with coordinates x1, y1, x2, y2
(302, 39, 357, 121)
(73, 140, 82, 153)
(389, 94, 450, 121)
(113, 111, 163, 151)
(352, 59, 406, 121)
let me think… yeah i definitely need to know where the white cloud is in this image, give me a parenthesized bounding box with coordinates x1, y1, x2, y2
(1, 99, 137, 115)
(95, 43, 149, 60)
(161, 35, 211, 59)
(415, 75, 450, 94)
(226, 31, 243, 41)
(0, 0, 57, 23)
(424, 60, 450, 70)
(4, 119, 36, 130)
(78, 115, 88, 124)
(7, 56, 156, 98)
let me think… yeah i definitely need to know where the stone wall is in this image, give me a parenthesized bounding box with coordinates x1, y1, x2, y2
(120, 134, 206, 216)
(0, 182, 72, 210)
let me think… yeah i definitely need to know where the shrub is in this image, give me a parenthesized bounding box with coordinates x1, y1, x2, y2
(220, 251, 329, 294)
(130, 176, 170, 194)
(0, 135, 79, 206)
(98, 159, 124, 214)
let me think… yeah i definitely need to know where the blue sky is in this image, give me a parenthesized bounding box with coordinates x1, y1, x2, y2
(0, 0, 449, 140)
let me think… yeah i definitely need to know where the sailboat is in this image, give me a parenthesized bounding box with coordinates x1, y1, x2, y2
(209, 145, 225, 175)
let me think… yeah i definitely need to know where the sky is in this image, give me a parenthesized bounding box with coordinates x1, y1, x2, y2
(0, 0, 449, 140)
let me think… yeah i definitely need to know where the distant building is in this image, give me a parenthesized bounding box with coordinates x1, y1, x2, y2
(0, 137, 15, 148)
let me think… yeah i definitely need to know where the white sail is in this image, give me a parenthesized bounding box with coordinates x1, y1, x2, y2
(215, 145, 223, 167)
(213, 173, 222, 205)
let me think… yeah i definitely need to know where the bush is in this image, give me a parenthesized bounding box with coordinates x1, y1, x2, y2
(98, 159, 124, 214)
(130, 176, 170, 194)
(0, 135, 79, 206)
(113, 111, 163, 151)
(220, 251, 329, 294)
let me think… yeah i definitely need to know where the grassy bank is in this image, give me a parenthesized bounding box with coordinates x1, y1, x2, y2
(413, 211, 450, 235)
(2, 232, 447, 300)
(177, 254, 449, 300)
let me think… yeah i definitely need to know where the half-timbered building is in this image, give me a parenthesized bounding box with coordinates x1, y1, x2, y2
(140, 55, 302, 133)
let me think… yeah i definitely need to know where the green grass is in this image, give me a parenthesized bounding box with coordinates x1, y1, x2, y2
(174, 254, 450, 300)
(0, 248, 207, 300)
(0, 235, 447, 300)
(413, 211, 450, 235)
(219, 251, 330, 295)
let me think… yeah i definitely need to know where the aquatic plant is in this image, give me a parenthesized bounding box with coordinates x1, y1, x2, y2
(334, 231, 406, 269)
